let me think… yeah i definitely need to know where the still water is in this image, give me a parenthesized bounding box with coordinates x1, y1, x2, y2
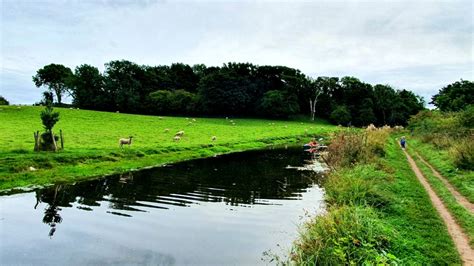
(0, 148, 325, 265)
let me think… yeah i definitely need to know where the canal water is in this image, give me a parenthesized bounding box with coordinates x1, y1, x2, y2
(0, 148, 325, 265)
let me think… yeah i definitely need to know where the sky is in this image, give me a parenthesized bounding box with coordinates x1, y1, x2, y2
(1, 0, 472, 106)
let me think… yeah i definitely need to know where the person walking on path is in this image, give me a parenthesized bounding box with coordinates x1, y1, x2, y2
(400, 136, 406, 149)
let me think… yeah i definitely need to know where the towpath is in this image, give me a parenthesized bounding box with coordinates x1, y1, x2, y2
(403, 149, 474, 265)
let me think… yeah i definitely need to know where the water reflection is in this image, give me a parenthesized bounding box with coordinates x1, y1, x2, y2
(28, 148, 320, 237)
(0, 148, 325, 265)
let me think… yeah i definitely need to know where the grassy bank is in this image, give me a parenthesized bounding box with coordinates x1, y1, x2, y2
(291, 130, 460, 264)
(408, 138, 474, 203)
(0, 106, 338, 191)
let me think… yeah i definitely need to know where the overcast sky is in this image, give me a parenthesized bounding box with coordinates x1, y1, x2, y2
(1, 0, 472, 106)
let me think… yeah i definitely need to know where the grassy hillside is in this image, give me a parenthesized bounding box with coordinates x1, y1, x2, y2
(0, 106, 338, 190)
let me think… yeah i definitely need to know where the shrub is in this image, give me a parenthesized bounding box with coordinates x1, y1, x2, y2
(450, 137, 474, 170)
(0, 95, 9, 105)
(291, 206, 398, 265)
(325, 165, 389, 208)
(330, 105, 351, 126)
(326, 130, 365, 168)
(326, 128, 390, 169)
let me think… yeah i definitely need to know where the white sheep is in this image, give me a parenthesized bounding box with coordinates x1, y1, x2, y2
(211, 136, 217, 141)
(158, 116, 163, 120)
(192, 118, 196, 122)
(174, 136, 181, 141)
(175, 131, 185, 137)
(119, 136, 133, 148)
(164, 128, 170, 133)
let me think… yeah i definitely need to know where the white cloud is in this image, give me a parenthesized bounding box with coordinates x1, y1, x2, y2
(1, 0, 472, 104)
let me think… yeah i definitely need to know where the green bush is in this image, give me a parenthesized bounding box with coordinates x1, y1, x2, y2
(325, 165, 389, 208)
(291, 206, 398, 265)
(330, 105, 351, 126)
(450, 137, 474, 170)
(0, 95, 9, 105)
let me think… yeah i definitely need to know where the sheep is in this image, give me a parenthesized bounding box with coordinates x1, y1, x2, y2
(211, 136, 217, 141)
(192, 118, 196, 122)
(116, 111, 120, 113)
(174, 136, 181, 141)
(175, 131, 184, 137)
(158, 116, 163, 120)
(119, 136, 133, 148)
(164, 128, 170, 133)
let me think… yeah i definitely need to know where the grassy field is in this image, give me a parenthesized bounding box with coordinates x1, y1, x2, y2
(0, 106, 339, 190)
(291, 132, 461, 264)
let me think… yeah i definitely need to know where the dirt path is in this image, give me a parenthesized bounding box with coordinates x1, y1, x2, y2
(403, 149, 474, 265)
(415, 152, 474, 214)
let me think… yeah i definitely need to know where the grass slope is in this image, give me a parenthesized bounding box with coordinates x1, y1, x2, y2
(0, 106, 338, 190)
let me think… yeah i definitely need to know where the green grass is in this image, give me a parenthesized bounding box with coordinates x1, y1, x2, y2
(409, 138, 474, 203)
(291, 136, 461, 264)
(0, 106, 338, 190)
(407, 148, 474, 248)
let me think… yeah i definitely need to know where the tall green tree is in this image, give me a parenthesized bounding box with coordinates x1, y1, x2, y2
(103, 60, 145, 113)
(259, 90, 299, 118)
(33, 64, 73, 104)
(373, 84, 397, 125)
(431, 79, 474, 112)
(70, 64, 104, 109)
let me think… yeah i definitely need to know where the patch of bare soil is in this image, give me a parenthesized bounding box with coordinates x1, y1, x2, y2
(403, 149, 474, 265)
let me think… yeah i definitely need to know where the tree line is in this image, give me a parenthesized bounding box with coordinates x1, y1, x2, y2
(32, 61, 425, 126)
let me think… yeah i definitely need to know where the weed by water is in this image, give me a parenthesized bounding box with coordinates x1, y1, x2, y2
(291, 206, 398, 265)
(325, 165, 389, 208)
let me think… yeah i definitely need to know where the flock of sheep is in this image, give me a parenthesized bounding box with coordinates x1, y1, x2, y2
(118, 117, 218, 148)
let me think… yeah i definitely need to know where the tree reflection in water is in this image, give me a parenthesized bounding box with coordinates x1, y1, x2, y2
(29, 147, 322, 238)
(35, 185, 63, 238)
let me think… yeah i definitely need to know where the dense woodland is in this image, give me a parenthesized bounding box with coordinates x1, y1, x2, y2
(30, 61, 428, 126)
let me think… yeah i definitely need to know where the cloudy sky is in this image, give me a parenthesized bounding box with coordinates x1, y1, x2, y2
(1, 0, 472, 106)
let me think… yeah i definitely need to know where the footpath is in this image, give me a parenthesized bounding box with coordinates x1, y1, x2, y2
(403, 149, 474, 265)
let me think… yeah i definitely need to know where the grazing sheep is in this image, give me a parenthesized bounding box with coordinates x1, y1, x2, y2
(188, 122, 193, 126)
(185, 117, 189, 120)
(284, 125, 288, 128)
(158, 116, 163, 120)
(164, 128, 170, 133)
(230, 120, 234, 123)
(192, 118, 196, 122)
(116, 111, 120, 113)
(175, 131, 185, 137)
(211, 136, 217, 141)
(119, 136, 133, 148)
(174, 136, 181, 141)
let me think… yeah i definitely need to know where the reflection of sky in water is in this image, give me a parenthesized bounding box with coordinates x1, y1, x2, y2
(0, 149, 325, 265)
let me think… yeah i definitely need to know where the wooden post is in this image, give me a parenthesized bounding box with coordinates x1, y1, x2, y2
(51, 130, 58, 152)
(59, 129, 64, 150)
